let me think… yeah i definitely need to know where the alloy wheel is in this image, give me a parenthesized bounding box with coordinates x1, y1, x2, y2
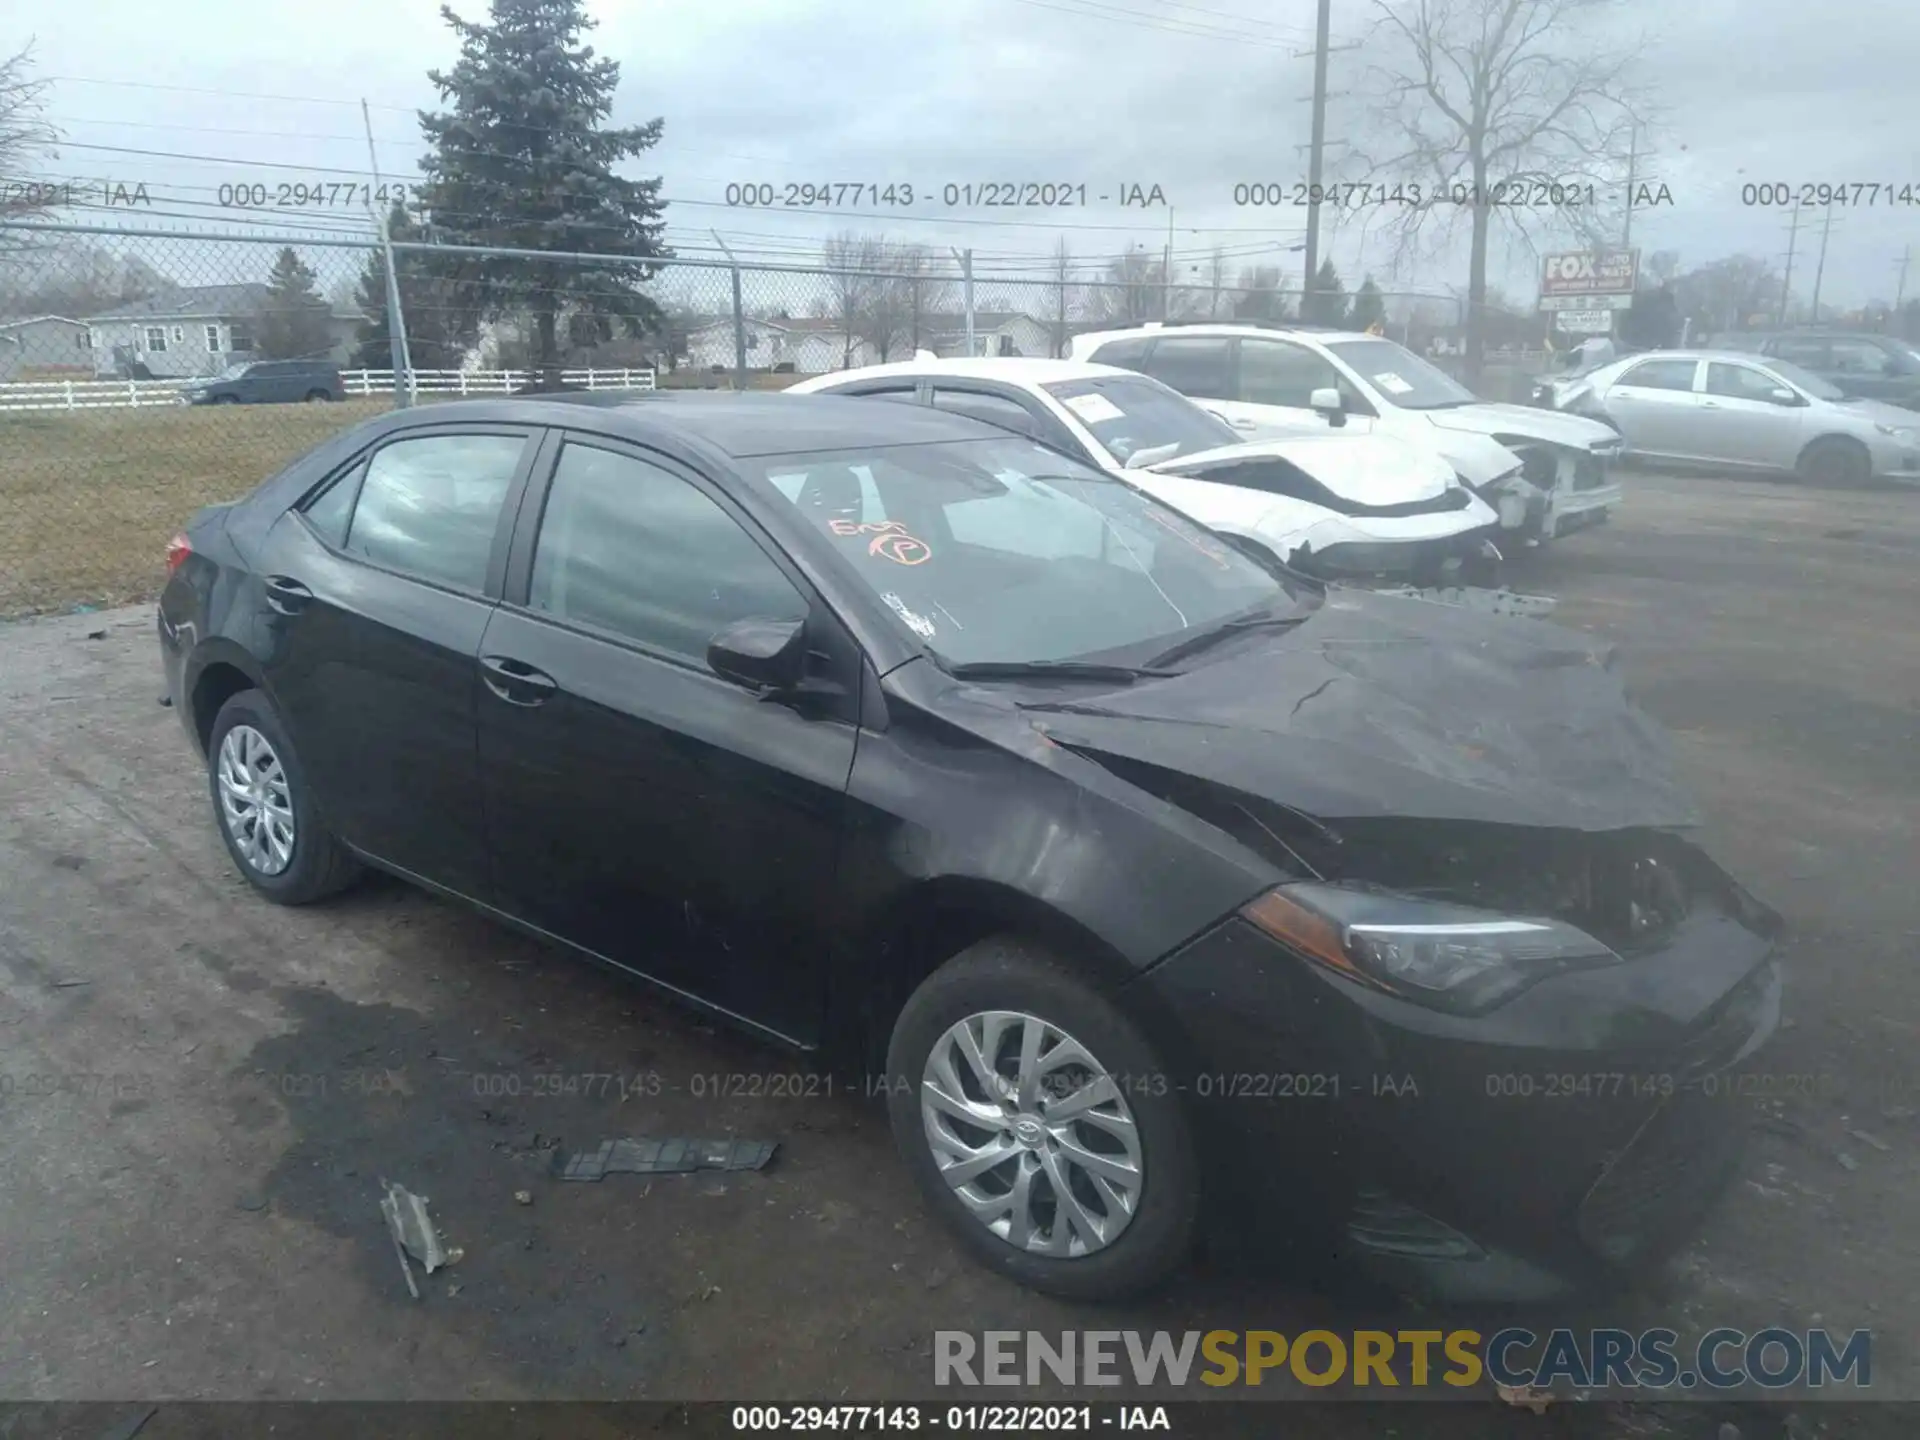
(216, 724, 296, 875)
(920, 1010, 1144, 1257)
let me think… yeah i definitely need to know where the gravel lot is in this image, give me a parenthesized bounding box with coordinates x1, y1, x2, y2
(0, 468, 1915, 1435)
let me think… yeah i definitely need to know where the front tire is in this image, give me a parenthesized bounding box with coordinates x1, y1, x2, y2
(207, 689, 360, 905)
(885, 936, 1199, 1301)
(1798, 436, 1871, 487)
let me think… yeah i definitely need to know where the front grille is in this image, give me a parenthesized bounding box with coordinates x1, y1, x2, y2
(1577, 1094, 1744, 1262)
(1573, 451, 1613, 491)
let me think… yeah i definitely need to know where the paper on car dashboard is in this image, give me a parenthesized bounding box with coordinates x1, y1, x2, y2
(1062, 392, 1126, 423)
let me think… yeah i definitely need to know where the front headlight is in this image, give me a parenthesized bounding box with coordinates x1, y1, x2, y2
(1241, 882, 1619, 1014)
(1874, 423, 1915, 441)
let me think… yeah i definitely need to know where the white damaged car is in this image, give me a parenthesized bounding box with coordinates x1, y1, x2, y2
(788, 357, 1513, 587)
(1068, 323, 1623, 542)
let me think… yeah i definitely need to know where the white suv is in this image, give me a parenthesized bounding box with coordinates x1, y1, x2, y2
(1070, 323, 1624, 540)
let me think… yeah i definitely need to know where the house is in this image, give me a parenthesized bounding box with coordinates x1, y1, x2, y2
(923, 311, 1055, 360)
(83, 284, 359, 378)
(0, 316, 93, 381)
(681, 315, 878, 374)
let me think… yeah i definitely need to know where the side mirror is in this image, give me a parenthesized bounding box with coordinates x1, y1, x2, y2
(1768, 387, 1801, 406)
(708, 617, 807, 691)
(1308, 386, 1346, 427)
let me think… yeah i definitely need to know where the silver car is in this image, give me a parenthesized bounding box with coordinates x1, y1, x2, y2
(1558, 349, 1920, 485)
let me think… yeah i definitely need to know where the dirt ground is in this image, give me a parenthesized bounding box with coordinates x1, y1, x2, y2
(0, 468, 1916, 1435)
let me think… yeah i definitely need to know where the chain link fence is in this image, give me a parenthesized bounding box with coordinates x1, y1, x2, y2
(1, 220, 1470, 617)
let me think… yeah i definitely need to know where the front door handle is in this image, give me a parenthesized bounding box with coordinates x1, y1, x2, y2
(480, 654, 558, 706)
(263, 575, 313, 615)
(1230, 416, 1259, 429)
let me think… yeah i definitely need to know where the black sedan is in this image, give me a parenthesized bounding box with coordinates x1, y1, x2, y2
(157, 392, 1781, 1302)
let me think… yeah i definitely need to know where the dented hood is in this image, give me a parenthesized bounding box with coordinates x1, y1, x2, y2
(1024, 589, 1699, 832)
(1420, 402, 1620, 452)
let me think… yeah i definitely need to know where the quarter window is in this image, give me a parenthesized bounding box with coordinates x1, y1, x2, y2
(1618, 359, 1698, 392)
(528, 442, 807, 663)
(342, 433, 526, 591)
(1087, 337, 1150, 368)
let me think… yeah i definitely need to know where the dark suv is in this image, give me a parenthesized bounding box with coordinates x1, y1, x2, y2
(1732, 331, 1920, 410)
(186, 359, 343, 405)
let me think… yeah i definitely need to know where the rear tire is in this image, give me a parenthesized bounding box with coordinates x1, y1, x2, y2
(206, 689, 360, 905)
(1797, 436, 1871, 487)
(885, 936, 1199, 1301)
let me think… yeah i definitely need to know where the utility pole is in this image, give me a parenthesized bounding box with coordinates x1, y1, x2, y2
(711, 231, 747, 390)
(1300, 0, 1332, 321)
(951, 247, 975, 355)
(1809, 201, 1836, 322)
(1895, 246, 1912, 313)
(1779, 208, 1801, 325)
(361, 99, 414, 407)
(1163, 207, 1175, 321)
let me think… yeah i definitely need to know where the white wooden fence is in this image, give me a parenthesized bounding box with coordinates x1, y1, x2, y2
(0, 366, 658, 413)
(341, 368, 658, 397)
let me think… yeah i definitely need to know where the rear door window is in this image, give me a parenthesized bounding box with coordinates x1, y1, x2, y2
(1139, 336, 1233, 400)
(341, 433, 529, 591)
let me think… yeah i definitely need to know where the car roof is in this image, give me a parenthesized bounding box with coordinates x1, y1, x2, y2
(1077, 322, 1355, 343)
(800, 356, 1143, 386)
(387, 390, 1007, 458)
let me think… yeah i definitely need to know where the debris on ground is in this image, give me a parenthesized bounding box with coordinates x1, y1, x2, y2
(513, 1189, 533, 1205)
(1846, 1127, 1892, 1153)
(1836, 1152, 1860, 1172)
(379, 1179, 453, 1300)
(1495, 1382, 1552, 1412)
(555, 1137, 778, 1182)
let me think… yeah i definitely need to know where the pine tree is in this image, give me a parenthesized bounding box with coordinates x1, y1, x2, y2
(351, 203, 475, 369)
(1301, 260, 1349, 327)
(1350, 277, 1386, 332)
(415, 0, 671, 377)
(256, 248, 333, 360)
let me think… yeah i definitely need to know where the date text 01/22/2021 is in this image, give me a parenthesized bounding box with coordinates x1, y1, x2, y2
(730, 1405, 1170, 1432)
(723, 182, 1168, 208)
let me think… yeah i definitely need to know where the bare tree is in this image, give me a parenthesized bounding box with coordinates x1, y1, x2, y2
(1204, 245, 1231, 319)
(1353, 0, 1646, 382)
(818, 231, 884, 369)
(1232, 264, 1288, 321)
(1087, 248, 1171, 324)
(0, 43, 60, 255)
(1043, 237, 1083, 356)
(889, 243, 954, 353)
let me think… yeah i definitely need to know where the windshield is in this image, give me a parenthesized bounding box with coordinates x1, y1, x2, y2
(1040, 375, 1239, 466)
(216, 362, 252, 380)
(1763, 358, 1845, 402)
(748, 435, 1300, 668)
(1323, 337, 1480, 409)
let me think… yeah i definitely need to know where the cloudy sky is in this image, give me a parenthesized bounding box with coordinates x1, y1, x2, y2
(13, 0, 1920, 313)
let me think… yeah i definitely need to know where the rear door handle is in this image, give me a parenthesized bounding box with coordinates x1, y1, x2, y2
(1230, 417, 1259, 429)
(263, 575, 313, 614)
(480, 654, 558, 706)
(1701, 400, 1722, 409)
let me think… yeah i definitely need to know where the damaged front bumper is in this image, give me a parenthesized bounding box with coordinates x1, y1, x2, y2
(1135, 843, 1781, 1303)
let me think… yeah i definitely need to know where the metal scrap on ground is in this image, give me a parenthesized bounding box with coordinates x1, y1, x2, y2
(379, 1178, 452, 1299)
(555, 1137, 779, 1182)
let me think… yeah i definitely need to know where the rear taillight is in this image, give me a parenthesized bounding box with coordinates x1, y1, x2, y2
(165, 532, 192, 574)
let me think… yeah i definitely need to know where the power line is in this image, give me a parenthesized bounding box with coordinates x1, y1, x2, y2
(996, 0, 1310, 48)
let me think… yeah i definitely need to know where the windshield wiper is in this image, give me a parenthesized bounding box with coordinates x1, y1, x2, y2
(945, 659, 1179, 683)
(1144, 606, 1310, 668)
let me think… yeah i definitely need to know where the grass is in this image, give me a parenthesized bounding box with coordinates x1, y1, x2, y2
(0, 399, 394, 618)
(0, 374, 804, 618)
